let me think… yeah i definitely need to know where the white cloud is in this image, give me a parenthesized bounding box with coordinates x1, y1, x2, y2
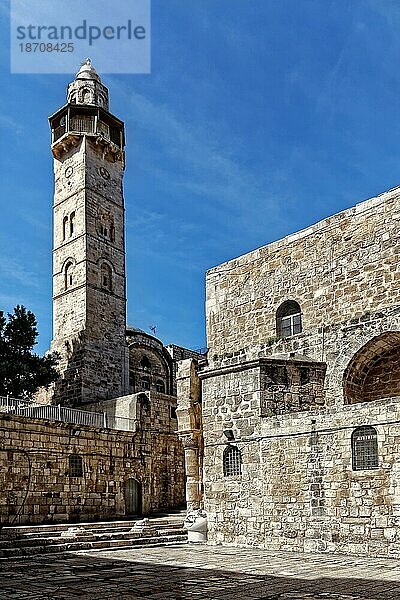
(0, 256, 41, 289)
(111, 80, 281, 222)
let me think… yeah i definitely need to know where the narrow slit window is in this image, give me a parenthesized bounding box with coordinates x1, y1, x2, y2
(70, 211, 75, 237)
(62, 216, 68, 241)
(101, 263, 112, 291)
(64, 261, 73, 290)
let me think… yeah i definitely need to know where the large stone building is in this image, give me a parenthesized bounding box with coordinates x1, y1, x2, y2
(177, 187, 400, 557)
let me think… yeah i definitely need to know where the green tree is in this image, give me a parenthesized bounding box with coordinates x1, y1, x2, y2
(0, 305, 59, 399)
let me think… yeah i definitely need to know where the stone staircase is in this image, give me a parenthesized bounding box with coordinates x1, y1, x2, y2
(0, 514, 188, 558)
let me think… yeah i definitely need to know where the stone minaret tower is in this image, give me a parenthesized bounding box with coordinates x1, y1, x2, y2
(49, 60, 129, 405)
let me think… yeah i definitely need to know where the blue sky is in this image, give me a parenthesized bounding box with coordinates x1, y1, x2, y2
(1, 0, 400, 354)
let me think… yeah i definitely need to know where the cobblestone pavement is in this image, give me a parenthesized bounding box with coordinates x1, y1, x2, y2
(1, 544, 400, 599)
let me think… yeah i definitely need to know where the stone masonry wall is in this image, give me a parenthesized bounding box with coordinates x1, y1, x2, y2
(206, 188, 400, 363)
(0, 412, 185, 526)
(202, 375, 400, 557)
(200, 188, 400, 557)
(51, 133, 128, 406)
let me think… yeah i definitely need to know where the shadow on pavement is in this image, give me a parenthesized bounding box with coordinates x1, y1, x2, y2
(0, 551, 398, 599)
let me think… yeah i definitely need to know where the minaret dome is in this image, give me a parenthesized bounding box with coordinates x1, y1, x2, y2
(67, 58, 109, 110)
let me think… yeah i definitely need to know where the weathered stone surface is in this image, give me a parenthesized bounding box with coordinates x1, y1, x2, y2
(176, 359, 204, 511)
(0, 409, 185, 526)
(190, 187, 400, 557)
(49, 64, 129, 406)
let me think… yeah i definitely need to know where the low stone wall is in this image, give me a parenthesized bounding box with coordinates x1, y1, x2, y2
(0, 411, 185, 526)
(203, 395, 400, 557)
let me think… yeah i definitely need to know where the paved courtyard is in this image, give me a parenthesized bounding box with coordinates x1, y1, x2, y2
(0, 544, 399, 599)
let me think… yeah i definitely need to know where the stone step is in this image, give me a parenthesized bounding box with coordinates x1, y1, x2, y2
(0, 533, 188, 559)
(5, 522, 185, 541)
(2, 515, 185, 538)
(0, 527, 187, 550)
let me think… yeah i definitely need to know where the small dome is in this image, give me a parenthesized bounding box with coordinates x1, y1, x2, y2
(75, 58, 100, 82)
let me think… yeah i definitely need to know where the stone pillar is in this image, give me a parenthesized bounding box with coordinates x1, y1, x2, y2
(176, 359, 203, 511)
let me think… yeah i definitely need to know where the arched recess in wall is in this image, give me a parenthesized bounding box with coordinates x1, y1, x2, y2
(98, 259, 114, 292)
(80, 87, 92, 104)
(343, 332, 400, 404)
(127, 342, 173, 396)
(63, 258, 76, 290)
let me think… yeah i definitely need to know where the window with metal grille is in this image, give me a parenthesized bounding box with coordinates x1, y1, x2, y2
(68, 454, 83, 477)
(352, 426, 378, 471)
(140, 376, 150, 390)
(276, 300, 302, 338)
(223, 445, 242, 477)
(156, 380, 165, 393)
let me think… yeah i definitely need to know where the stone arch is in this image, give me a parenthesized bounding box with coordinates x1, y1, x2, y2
(128, 342, 173, 395)
(343, 332, 400, 404)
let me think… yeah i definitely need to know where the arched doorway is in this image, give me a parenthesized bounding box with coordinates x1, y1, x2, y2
(124, 478, 142, 516)
(343, 332, 400, 404)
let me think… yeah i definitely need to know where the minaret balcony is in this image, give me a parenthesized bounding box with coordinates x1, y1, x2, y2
(50, 104, 125, 152)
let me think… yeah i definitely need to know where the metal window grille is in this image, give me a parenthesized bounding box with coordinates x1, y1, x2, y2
(71, 116, 95, 134)
(69, 454, 83, 477)
(223, 445, 242, 477)
(156, 380, 165, 393)
(141, 376, 150, 390)
(352, 426, 378, 471)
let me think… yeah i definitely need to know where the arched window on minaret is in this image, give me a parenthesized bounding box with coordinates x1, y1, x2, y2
(70, 211, 75, 237)
(101, 262, 112, 291)
(64, 261, 74, 290)
(62, 216, 68, 241)
(81, 88, 92, 104)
